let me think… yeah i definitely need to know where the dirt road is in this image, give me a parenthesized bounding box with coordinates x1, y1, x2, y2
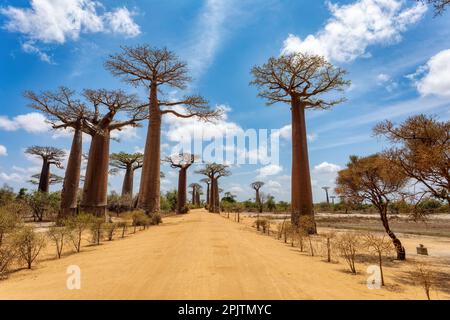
(0, 210, 438, 299)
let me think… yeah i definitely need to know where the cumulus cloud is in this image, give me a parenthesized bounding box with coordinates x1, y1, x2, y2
(0, 112, 51, 133)
(1, 0, 140, 60)
(281, 0, 427, 62)
(164, 105, 243, 144)
(257, 164, 283, 178)
(275, 124, 318, 142)
(0, 145, 7, 156)
(110, 126, 139, 141)
(0, 172, 23, 183)
(412, 49, 450, 97)
(313, 162, 342, 174)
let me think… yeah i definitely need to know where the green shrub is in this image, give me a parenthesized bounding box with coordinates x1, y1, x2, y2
(47, 226, 69, 259)
(89, 217, 105, 245)
(104, 222, 118, 241)
(12, 226, 46, 269)
(117, 221, 127, 238)
(66, 214, 92, 252)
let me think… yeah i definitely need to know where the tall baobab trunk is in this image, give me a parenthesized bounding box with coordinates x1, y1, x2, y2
(195, 191, 200, 206)
(177, 168, 188, 214)
(205, 183, 210, 207)
(255, 189, 262, 213)
(121, 165, 134, 198)
(38, 159, 50, 193)
(59, 126, 82, 219)
(291, 100, 316, 232)
(191, 187, 196, 205)
(81, 131, 110, 217)
(211, 179, 220, 213)
(209, 178, 215, 213)
(138, 84, 161, 214)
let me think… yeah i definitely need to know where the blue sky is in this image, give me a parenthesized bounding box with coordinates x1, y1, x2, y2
(0, 0, 449, 202)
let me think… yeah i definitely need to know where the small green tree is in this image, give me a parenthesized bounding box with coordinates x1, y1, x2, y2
(66, 214, 92, 252)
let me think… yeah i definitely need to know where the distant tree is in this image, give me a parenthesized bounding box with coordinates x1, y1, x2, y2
(110, 152, 144, 198)
(200, 178, 211, 208)
(189, 183, 202, 206)
(322, 186, 330, 205)
(25, 87, 88, 218)
(164, 154, 196, 214)
(106, 45, 222, 214)
(29, 173, 63, 187)
(221, 192, 236, 204)
(26, 191, 60, 222)
(266, 194, 276, 212)
(196, 163, 231, 213)
(0, 184, 15, 206)
(251, 53, 349, 231)
(374, 115, 449, 206)
(251, 181, 265, 213)
(25, 146, 65, 193)
(336, 155, 408, 260)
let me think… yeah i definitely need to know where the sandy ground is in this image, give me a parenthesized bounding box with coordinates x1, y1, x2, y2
(0, 209, 448, 300)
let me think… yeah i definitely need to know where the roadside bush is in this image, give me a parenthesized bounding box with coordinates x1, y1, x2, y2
(117, 221, 127, 238)
(299, 216, 316, 256)
(26, 191, 60, 222)
(362, 233, 394, 286)
(336, 232, 362, 274)
(150, 213, 162, 225)
(130, 211, 146, 233)
(66, 214, 92, 252)
(47, 226, 69, 259)
(255, 218, 269, 233)
(0, 208, 21, 247)
(0, 242, 16, 278)
(322, 232, 336, 263)
(104, 223, 118, 241)
(89, 217, 105, 245)
(12, 226, 46, 269)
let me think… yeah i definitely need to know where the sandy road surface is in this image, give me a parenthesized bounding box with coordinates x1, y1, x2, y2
(0, 210, 442, 300)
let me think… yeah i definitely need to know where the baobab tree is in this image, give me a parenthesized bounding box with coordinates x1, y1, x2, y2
(164, 153, 196, 214)
(336, 154, 408, 260)
(110, 152, 144, 198)
(251, 181, 265, 213)
(251, 53, 349, 231)
(200, 178, 211, 208)
(322, 186, 330, 205)
(25, 87, 89, 218)
(196, 163, 230, 213)
(189, 183, 202, 206)
(25, 146, 65, 193)
(105, 45, 222, 214)
(81, 89, 145, 216)
(417, 0, 450, 14)
(374, 115, 449, 206)
(29, 173, 63, 187)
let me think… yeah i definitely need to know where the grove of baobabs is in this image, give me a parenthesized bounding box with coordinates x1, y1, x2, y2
(0, 0, 449, 307)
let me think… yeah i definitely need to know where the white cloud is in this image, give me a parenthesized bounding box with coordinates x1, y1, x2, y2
(377, 73, 390, 83)
(281, 0, 427, 62)
(313, 162, 342, 174)
(22, 41, 52, 63)
(111, 126, 139, 141)
(186, 0, 236, 77)
(164, 104, 243, 143)
(0, 172, 23, 182)
(413, 49, 450, 97)
(0, 145, 7, 156)
(275, 124, 318, 142)
(0, 112, 50, 133)
(103, 7, 141, 37)
(257, 164, 283, 178)
(1, 0, 140, 60)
